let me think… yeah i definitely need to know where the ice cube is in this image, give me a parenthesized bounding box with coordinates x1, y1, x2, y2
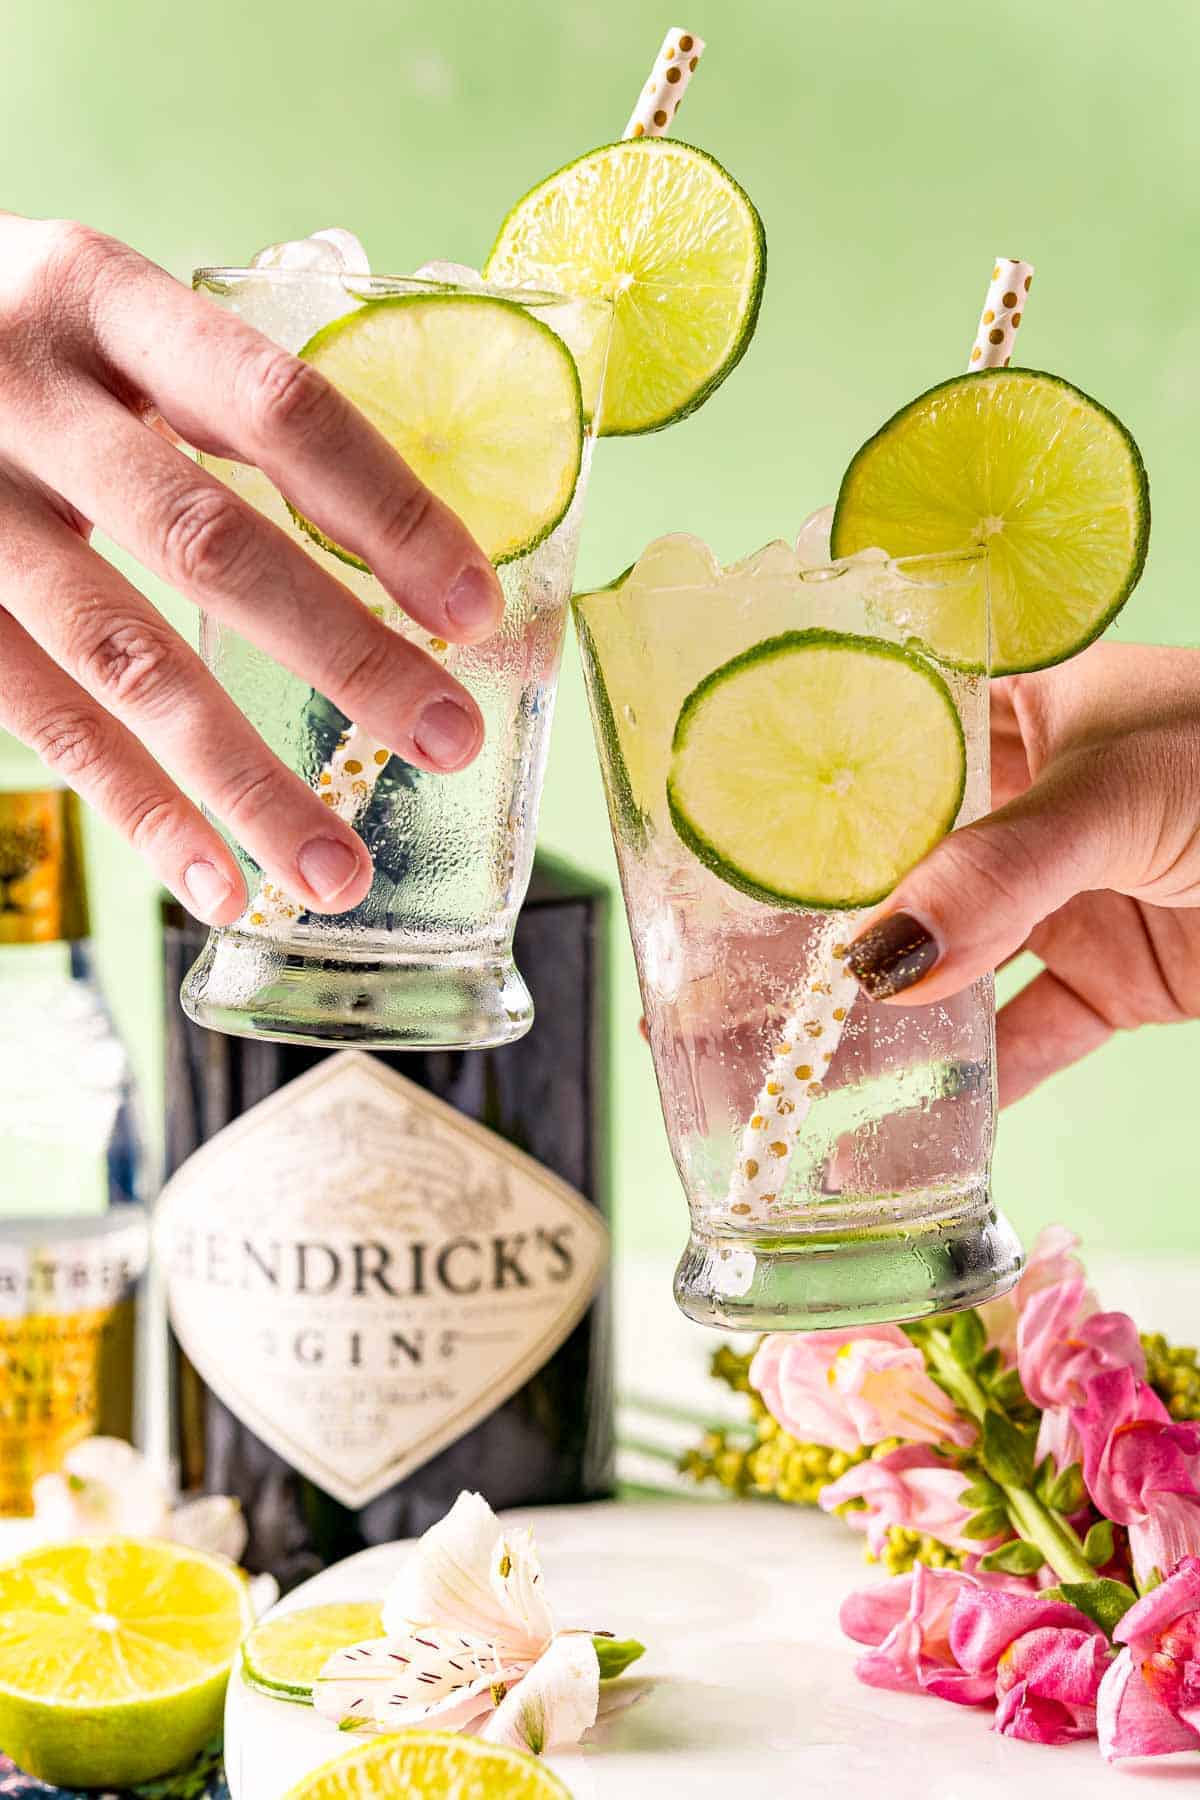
(411, 260, 486, 287)
(794, 505, 834, 566)
(252, 227, 370, 272)
(239, 229, 371, 350)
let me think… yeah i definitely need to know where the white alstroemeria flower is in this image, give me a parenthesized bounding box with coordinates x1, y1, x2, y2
(170, 1493, 249, 1563)
(383, 1490, 554, 1659)
(313, 1491, 604, 1754)
(31, 1436, 253, 1573)
(32, 1437, 172, 1539)
(481, 1631, 599, 1755)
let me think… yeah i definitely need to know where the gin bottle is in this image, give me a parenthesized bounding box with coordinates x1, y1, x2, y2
(158, 855, 613, 1586)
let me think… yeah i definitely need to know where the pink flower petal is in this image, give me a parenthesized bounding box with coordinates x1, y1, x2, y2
(1127, 1495, 1200, 1591)
(1115, 1555, 1200, 1646)
(1098, 1645, 1200, 1760)
(750, 1327, 911, 1454)
(950, 1589, 1104, 1675)
(839, 1576, 915, 1649)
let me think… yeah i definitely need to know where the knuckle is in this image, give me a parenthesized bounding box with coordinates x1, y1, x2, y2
(218, 761, 290, 834)
(0, 219, 124, 333)
(124, 792, 183, 856)
(335, 628, 406, 710)
(160, 485, 257, 591)
(28, 706, 109, 783)
(245, 347, 339, 442)
(929, 821, 1039, 917)
(76, 614, 185, 716)
(378, 483, 434, 557)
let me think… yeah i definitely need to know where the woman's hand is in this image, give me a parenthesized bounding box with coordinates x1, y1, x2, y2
(846, 641, 1200, 1104)
(0, 213, 504, 923)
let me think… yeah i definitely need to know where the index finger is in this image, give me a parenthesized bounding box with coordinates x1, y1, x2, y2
(84, 235, 505, 644)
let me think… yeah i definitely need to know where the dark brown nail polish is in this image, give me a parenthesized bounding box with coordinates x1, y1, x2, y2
(846, 912, 939, 999)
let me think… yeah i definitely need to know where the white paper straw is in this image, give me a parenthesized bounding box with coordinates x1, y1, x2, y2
(624, 28, 706, 138)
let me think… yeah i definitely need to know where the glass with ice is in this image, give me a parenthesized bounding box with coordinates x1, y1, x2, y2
(576, 524, 1023, 1328)
(179, 236, 610, 1049)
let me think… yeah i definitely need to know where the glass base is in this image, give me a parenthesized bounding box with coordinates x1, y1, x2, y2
(673, 1192, 1023, 1331)
(179, 929, 534, 1050)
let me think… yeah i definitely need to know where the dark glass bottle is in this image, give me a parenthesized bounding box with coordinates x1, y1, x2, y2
(159, 855, 613, 1588)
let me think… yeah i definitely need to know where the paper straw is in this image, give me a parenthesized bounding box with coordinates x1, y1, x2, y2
(237, 35, 707, 938)
(727, 255, 1035, 1218)
(968, 259, 1034, 369)
(624, 28, 706, 138)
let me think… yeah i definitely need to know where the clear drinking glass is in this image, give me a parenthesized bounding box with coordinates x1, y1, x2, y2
(180, 268, 610, 1050)
(575, 532, 1023, 1329)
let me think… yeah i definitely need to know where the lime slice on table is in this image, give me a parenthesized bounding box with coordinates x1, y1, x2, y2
(293, 294, 584, 570)
(283, 1730, 572, 1800)
(667, 630, 966, 910)
(485, 139, 765, 436)
(831, 369, 1150, 674)
(242, 1602, 384, 1703)
(0, 1537, 252, 1789)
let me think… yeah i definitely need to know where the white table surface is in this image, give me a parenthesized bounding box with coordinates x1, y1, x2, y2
(224, 1497, 1194, 1798)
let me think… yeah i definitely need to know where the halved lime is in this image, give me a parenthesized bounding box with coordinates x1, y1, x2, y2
(667, 630, 966, 910)
(831, 369, 1150, 674)
(242, 1602, 384, 1703)
(485, 139, 765, 436)
(0, 1537, 252, 1789)
(283, 1730, 571, 1799)
(294, 294, 584, 569)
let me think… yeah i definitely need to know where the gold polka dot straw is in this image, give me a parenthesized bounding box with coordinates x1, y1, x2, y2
(236, 629, 453, 936)
(623, 28, 706, 139)
(968, 258, 1034, 370)
(726, 256, 1035, 1218)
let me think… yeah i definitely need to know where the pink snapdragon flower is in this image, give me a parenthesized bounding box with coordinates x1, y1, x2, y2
(1098, 1556, 1200, 1759)
(977, 1225, 1093, 1362)
(993, 1626, 1112, 1745)
(750, 1328, 974, 1455)
(820, 1445, 983, 1555)
(840, 1566, 1102, 1722)
(1072, 1367, 1200, 1586)
(1018, 1278, 1145, 1469)
(840, 1565, 1023, 1705)
(1017, 1282, 1144, 1413)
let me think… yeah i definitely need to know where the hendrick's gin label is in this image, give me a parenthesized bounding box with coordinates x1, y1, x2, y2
(160, 858, 612, 1585)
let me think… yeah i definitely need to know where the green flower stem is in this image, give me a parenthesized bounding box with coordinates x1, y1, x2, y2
(926, 1329, 1095, 1587)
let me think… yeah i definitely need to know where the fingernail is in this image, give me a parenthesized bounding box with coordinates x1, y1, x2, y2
(446, 565, 503, 636)
(413, 697, 479, 769)
(846, 911, 940, 999)
(296, 835, 362, 903)
(182, 860, 234, 922)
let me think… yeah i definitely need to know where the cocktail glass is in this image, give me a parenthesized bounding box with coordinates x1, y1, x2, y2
(575, 531, 1023, 1329)
(179, 267, 610, 1050)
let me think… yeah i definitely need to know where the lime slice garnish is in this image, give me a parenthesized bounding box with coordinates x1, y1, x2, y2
(831, 368, 1150, 674)
(283, 1729, 572, 1800)
(242, 1602, 384, 1703)
(0, 1537, 252, 1789)
(294, 294, 584, 568)
(485, 139, 765, 436)
(667, 630, 966, 910)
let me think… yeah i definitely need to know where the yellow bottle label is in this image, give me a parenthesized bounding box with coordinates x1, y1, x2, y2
(0, 789, 89, 944)
(0, 1218, 146, 1517)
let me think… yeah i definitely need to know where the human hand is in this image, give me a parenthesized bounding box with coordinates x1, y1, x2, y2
(0, 215, 504, 923)
(845, 641, 1200, 1104)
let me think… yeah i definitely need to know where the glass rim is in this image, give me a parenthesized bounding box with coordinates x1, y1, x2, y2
(574, 538, 988, 614)
(193, 266, 611, 316)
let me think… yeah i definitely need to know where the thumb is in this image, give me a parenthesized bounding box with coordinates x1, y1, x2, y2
(844, 748, 1134, 1004)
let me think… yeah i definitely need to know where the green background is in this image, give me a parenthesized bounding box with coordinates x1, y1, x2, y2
(6, 0, 1198, 1255)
